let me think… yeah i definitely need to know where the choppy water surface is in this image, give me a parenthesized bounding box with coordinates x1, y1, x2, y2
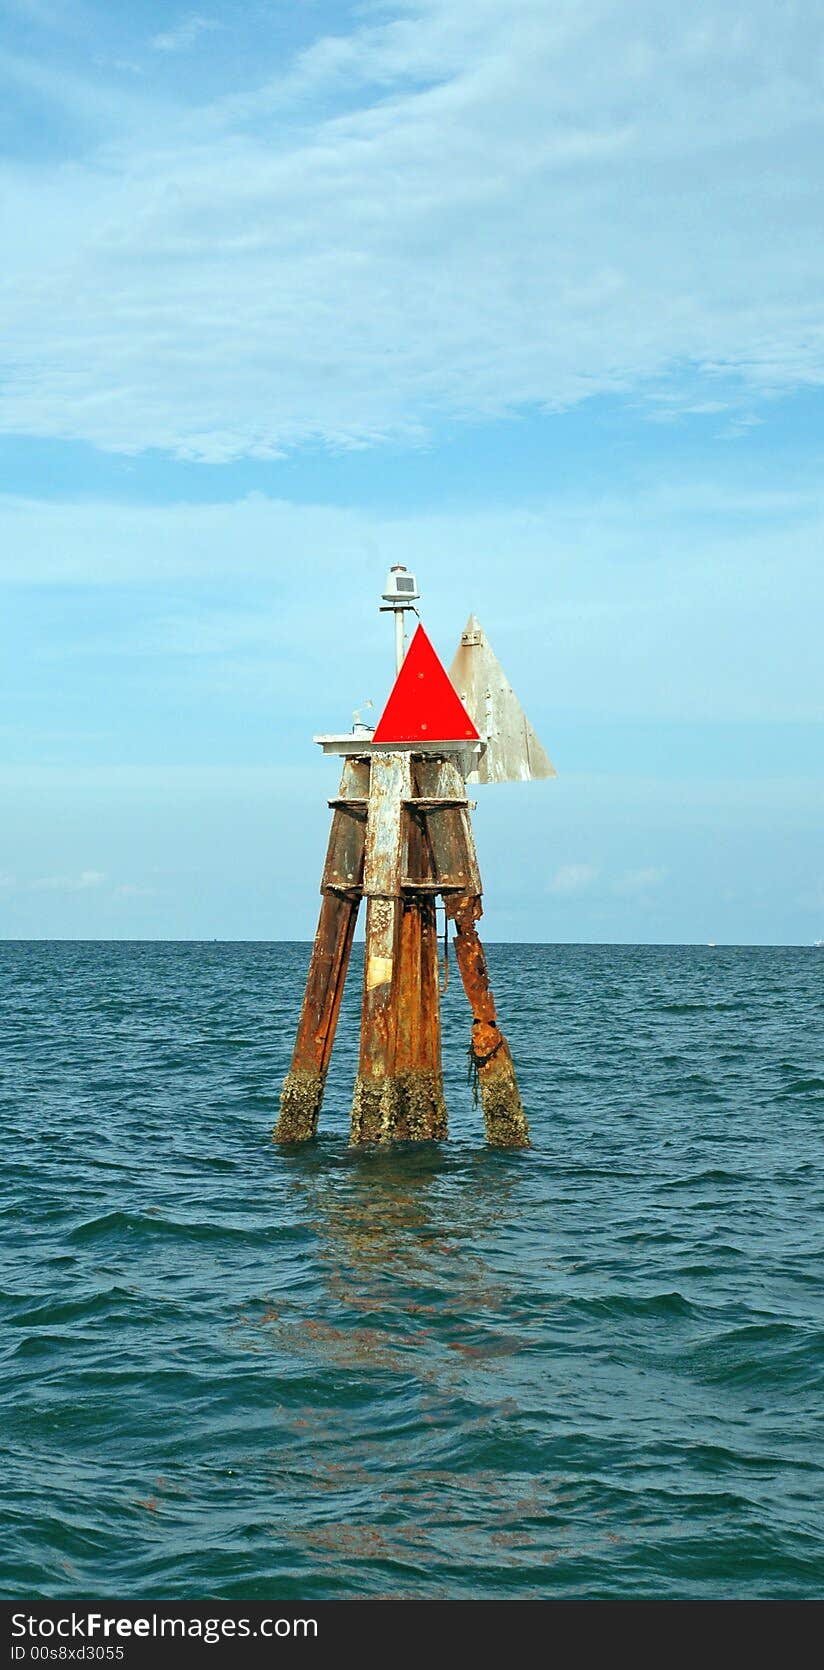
(1, 941, 822, 1599)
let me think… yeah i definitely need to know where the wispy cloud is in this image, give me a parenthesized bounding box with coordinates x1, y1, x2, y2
(30, 868, 107, 891)
(2, 483, 821, 725)
(3, 869, 160, 898)
(150, 15, 220, 54)
(2, 1, 824, 458)
(549, 864, 598, 896)
(614, 867, 668, 896)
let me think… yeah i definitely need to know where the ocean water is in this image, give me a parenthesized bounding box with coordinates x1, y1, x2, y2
(1, 940, 822, 1601)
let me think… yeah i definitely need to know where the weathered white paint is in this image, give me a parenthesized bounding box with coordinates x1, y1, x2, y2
(448, 614, 556, 786)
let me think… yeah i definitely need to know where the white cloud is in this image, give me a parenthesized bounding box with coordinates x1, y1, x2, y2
(150, 15, 220, 54)
(2, 1, 824, 457)
(29, 869, 106, 891)
(549, 863, 598, 895)
(8, 868, 160, 896)
(48, 869, 104, 890)
(614, 866, 668, 895)
(2, 480, 822, 725)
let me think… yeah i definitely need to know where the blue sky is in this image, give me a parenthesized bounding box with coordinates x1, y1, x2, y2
(1, 0, 822, 942)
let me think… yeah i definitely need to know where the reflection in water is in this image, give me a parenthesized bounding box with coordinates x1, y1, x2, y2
(237, 1142, 573, 1590)
(278, 1140, 524, 1321)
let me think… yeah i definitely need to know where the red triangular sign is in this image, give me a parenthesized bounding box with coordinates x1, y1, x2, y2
(373, 623, 480, 744)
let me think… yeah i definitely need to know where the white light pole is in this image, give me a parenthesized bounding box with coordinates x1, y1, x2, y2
(380, 564, 420, 673)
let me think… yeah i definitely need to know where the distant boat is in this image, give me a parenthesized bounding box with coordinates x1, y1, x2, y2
(815, 939, 823, 948)
(707, 940, 717, 948)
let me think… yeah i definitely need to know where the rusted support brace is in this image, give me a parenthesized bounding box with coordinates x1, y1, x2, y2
(445, 893, 530, 1149)
(274, 759, 367, 1142)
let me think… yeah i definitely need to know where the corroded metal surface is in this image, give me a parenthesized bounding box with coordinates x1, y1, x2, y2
(445, 892, 530, 1148)
(388, 853, 447, 1140)
(352, 752, 410, 1143)
(351, 752, 446, 1144)
(414, 756, 481, 894)
(278, 744, 529, 1149)
(321, 758, 369, 893)
(275, 889, 360, 1141)
(274, 759, 366, 1142)
(448, 614, 556, 785)
(362, 751, 411, 899)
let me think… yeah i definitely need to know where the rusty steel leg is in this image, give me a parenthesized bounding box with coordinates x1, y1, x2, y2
(274, 890, 360, 1141)
(351, 894, 404, 1141)
(275, 757, 367, 1143)
(418, 897, 448, 1138)
(351, 751, 411, 1143)
(391, 895, 448, 1140)
(446, 893, 530, 1148)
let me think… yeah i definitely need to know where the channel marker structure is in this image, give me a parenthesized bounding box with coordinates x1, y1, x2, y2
(274, 569, 554, 1148)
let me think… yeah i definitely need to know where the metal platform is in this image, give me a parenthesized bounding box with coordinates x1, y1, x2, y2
(313, 733, 486, 764)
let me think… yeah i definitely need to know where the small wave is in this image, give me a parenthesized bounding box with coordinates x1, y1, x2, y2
(66, 1209, 302, 1245)
(573, 1290, 696, 1320)
(11, 1288, 142, 1328)
(658, 1167, 742, 1189)
(685, 1322, 824, 1390)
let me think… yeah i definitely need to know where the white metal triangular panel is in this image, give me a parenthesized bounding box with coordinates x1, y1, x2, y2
(448, 614, 556, 785)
